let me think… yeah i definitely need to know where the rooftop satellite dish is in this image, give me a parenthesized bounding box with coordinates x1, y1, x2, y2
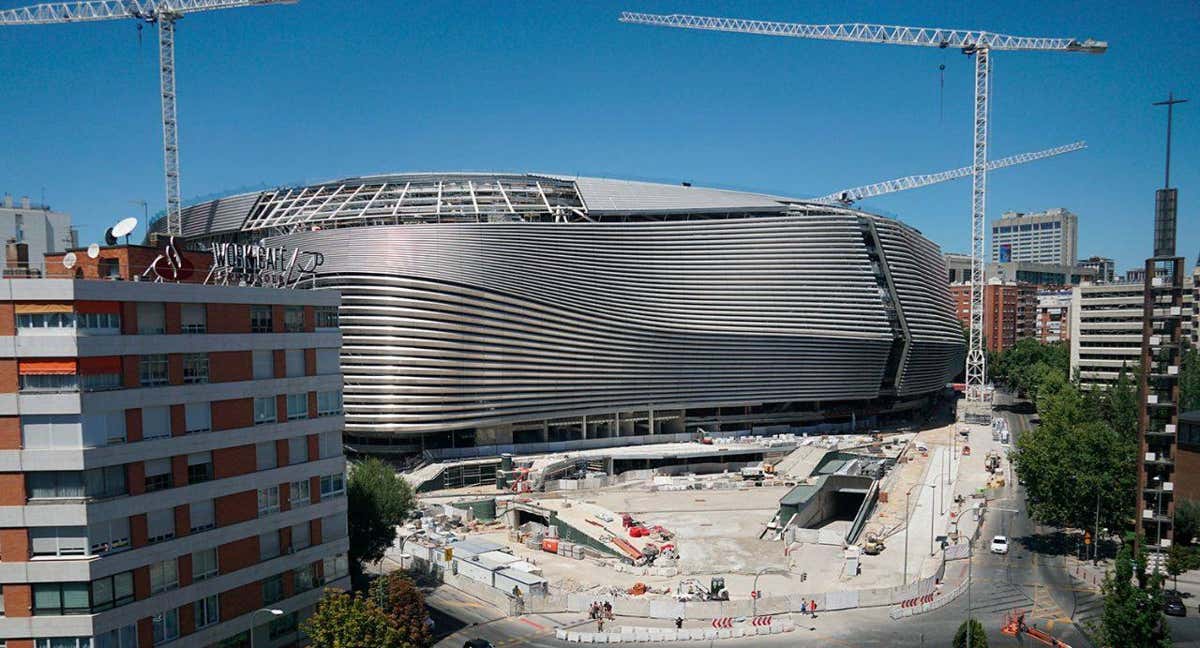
(104, 228, 117, 246)
(86, 243, 100, 259)
(62, 252, 77, 269)
(112, 217, 138, 240)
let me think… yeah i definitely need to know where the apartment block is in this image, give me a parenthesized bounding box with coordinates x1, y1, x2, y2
(1035, 290, 1072, 344)
(991, 208, 1078, 266)
(0, 277, 348, 648)
(949, 280, 1037, 354)
(1070, 280, 1194, 389)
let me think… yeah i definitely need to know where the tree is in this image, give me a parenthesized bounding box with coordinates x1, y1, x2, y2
(952, 618, 988, 648)
(1181, 347, 1200, 413)
(1011, 381, 1137, 534)
(1095, 538, 1170, 648)
(348, 457, 415, 579)
(301, 589, 407, 648)
(369, 572, 433, 647)
(1174, 499, 1200, 546)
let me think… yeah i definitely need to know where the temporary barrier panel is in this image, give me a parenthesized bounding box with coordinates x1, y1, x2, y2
(824, 590, 859, 610)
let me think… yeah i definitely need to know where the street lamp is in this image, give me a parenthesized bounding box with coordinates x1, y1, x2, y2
(249, 607, 284, 648)
(751, 567, 787, 617)
(904, 483, 931, 584)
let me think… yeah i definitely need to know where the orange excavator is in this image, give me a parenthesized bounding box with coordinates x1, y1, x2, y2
(1002, 611, 1072, 647)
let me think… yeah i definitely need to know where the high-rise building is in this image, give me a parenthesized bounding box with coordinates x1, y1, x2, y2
(1079, 256, 1116, 283)
(990, 208, 1078, 266)
(0, 193, 74, 277)
(0, 266, 348, 647)
(948, 280, 1037, 353)
(1034, 289, 1073, 344)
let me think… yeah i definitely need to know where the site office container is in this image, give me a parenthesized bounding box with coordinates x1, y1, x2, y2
(494, 566, 548, 597)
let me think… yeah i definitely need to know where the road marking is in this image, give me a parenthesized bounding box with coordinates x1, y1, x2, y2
(518, 617, 547, 630)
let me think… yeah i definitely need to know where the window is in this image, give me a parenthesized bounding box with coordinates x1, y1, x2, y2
(28, 467, 126, 500)
(319, 430, 343, 458)
(87, 517, 131, 555)
(144, 458, 172, 493)
(149, 558, 178, 594)
(184, 402, 211, 434)
(32, 582, 91, 615)
(262, 574, 285, 605)
(77, 311, 121, 333)
(322, 513, 348, 541)
(138, 354, 168, 387)
(315, 348, 340, 375)
(320, 473, 345, 498)
(287, 393, 308, 420)
(294, 563, 318, 591)
(142, 406, 171, 440)
(268, 611, 298, 640)
(259, 530, 280, 560)
(19, 373, 77, 392)
(192, 548, 218, 582)
(16, 311, 75, 332)
(182, 353, 208, 384)
(254, 396, 277, 425)
(292, 521, 311, 551)
(317, 390, 343, 417)
(30, 526, 87, 557)
(180, 303, 206, 333)
(323, 553, 350, 581)
(136, 302, 166, 334)
(252, 349, 274, 380)
(289, 479, 310, 508)
(258, 486, 280, 516)
(256, 441, 277, 471)
(251, 305, 273, 333)
(147, 508, 175, 544)
(187, 452, 212, 484)
(190, 499, 215, 533)
(288, 435, 309, 463)
(195, 594, 219, 629)
(285, 348, 305, 377)
(88, 625, 138, 648)
(284, 306, 305, 332)
(81, 411, 126, 446)
(315, 305, 338, 329)
(22, 415, 82, 449)
(80, 372, 121, 392)
(152, 607, 180, 645)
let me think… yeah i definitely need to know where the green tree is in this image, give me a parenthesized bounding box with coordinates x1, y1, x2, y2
(348, 458, 415, 579)
(952, 618, 988, 648)
(1011, 382, 1136, 534)
(1181, 347, 1200, 412)
(369, 572, 433, 647)
(1174, 499, 1200, 546)
(301, 589, 407, 648)
(1095, 539, 1170, 648)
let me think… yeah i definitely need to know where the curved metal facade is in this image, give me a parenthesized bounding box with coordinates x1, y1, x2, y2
(171, 173, 964, 440)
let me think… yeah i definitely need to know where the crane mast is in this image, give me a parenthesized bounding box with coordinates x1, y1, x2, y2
(620, 11, 1105, 403)
(1, 0, 295, 236)
(813, 141, 1086, 206)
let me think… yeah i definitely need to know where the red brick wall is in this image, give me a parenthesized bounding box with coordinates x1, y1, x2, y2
(276, 438, 290, 467)
(0, 528, 29, 562)
(131, 513, 148, 548)
(274, 349, 286, 379)
(207, 303, 251, 334)
(0, 473, 25, 505)
(220, 580, 263, 622)
(1176, 449, 1200, 502)
(0, 302, 14, 336)
(212, 398, 252, 430)
(0, 417, 20, 450)
(170, 404, 186, 437)
(218, 536, 260, 574)
(215, 490, 258, 527)
(4, 584, 31, 618)
(305, 348, 317, 376)
(276, 394, 288, 424)
(127, 462, 145, 496)
(120, 302, 138, 335)
(311, 518, 323, 546)
(172, 455, 187, 488)
(175, 504, 190, 539)
(272, 305, 286, 334)
(125, 408, 143, 442)
(168, 353, 184, 386)
(213, 444, 255, 480)
(0, 360, 17, 393)
(211, 351, 252, 383)
(164, 303, 181, 335)
(310, 475, 322, 505)
(121, 355, 139, 388)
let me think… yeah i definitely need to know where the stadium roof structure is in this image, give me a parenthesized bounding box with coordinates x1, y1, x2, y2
(170, 172, 824, 240)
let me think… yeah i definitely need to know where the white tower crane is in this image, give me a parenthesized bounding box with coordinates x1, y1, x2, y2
(1, 0, 296, 237)
(814, 141, 1085, 206)
(619, 11, 1105, 403)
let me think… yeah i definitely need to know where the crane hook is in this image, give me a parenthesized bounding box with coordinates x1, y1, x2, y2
(135, 22, 143, 49)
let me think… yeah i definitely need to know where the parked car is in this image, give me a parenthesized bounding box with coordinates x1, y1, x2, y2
(1164, 592, 1187, 617)
(990, 535, 1009, 555)
(464, 640, 496, 648)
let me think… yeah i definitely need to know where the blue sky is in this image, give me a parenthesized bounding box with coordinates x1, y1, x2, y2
(1, 0, 1196, 272)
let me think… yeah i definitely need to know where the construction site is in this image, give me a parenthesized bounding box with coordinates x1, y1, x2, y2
(392, 406, 1013, 626)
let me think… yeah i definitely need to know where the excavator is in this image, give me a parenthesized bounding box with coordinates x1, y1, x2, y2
(1002, 611, 1072, 647)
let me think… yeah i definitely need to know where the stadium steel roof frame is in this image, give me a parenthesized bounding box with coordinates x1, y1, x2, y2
(242, 174, 591, 232)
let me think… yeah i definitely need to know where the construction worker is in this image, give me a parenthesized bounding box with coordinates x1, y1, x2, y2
(675, 617, 683, 629)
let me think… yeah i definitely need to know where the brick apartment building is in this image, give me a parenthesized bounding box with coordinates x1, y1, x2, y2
(948, 280, 1038, 353)
(0, 272, 347, 647)
(1034, 290, 1072, 344)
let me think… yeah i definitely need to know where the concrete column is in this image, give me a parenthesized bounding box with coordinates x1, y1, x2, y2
(614, 412, 620, 438)
(541, 420, 549, 443)
(582, 414, 588, 440)
(649, 409, 656, 435)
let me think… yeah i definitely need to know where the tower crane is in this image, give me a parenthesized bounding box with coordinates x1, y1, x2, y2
(619, 11, 1105, 403)
(814, 141, 1085, 206)
(0, 0, 296, 237)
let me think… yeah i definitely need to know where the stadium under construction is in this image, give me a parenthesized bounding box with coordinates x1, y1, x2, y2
(162, 173, 966, 455)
